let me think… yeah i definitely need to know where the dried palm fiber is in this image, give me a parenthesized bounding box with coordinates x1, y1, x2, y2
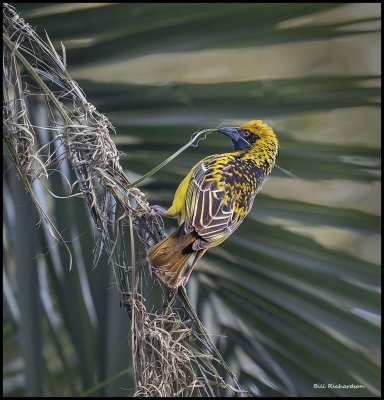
(3, 3, 248, 396)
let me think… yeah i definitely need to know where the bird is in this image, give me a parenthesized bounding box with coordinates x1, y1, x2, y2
(147, 120, 278, 289)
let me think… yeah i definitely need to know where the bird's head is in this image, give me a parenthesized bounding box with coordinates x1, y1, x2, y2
(218, 120, 278, 154)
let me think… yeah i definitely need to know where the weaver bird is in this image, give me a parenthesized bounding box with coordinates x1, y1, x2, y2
(147, 120, 278, 288)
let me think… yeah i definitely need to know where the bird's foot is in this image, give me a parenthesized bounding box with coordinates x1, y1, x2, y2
(173, 275, 189, 289)
(149, 205, 167, 216)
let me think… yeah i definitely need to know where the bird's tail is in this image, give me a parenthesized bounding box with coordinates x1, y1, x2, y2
(147, 224, 196, 288)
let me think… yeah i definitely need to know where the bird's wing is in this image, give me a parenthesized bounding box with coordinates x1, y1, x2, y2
(184, 155, 244, 249)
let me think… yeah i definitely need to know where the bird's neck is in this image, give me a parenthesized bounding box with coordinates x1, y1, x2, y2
(231, 144, 278, 175)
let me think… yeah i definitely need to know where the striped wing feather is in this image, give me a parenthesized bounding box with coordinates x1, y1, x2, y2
(184, 156, 245, 250)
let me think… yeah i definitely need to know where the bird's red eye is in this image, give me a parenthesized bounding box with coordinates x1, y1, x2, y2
(244, 130, 251, 137)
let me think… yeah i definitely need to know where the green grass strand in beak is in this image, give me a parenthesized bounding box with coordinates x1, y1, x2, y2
(126, 128, 218, 189)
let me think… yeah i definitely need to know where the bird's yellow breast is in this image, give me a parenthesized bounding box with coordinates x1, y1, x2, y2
(166, 156, 210, 223)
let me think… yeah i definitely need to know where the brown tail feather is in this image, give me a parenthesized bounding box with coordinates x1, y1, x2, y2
(147, 224, 196, 288)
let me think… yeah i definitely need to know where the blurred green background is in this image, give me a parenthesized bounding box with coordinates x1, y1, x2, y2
(3, 3, 381, 397)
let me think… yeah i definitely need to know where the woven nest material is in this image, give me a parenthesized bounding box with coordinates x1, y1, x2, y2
(3, 3, 247, 396)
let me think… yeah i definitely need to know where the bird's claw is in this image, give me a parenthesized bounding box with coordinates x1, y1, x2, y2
(173, 276, 188, 289)
(149, 205, 167, 216)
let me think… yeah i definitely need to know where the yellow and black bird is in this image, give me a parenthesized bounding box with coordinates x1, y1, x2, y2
(147, 120, 278, 288)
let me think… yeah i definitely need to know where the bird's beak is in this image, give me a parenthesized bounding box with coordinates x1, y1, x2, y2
(218, 127, 239, 141)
